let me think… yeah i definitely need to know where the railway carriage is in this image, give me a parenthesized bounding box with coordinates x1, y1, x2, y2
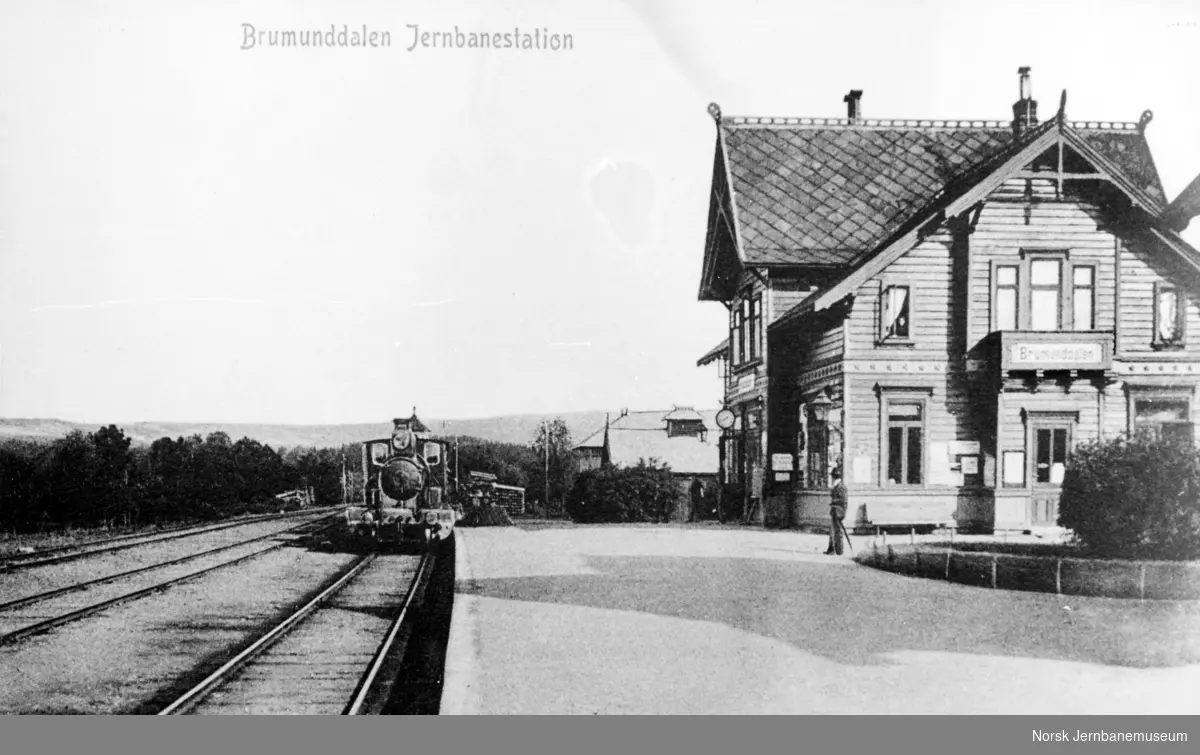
(342, 412, 456, 549)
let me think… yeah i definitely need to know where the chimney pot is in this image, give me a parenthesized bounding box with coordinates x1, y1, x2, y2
(1012, 67, 1038, 136)
(843, 90, 863, 122)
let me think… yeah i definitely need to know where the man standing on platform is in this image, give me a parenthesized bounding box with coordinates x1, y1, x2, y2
(824, 467, 847, 555)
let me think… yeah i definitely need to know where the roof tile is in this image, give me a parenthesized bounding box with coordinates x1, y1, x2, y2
(721, 120, 1165, 266)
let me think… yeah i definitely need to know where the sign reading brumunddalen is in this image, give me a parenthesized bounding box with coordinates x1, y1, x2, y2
(239, 23, 575, 51)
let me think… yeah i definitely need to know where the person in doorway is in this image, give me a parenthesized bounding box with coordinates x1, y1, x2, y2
(824, 467, 847, 555)
(689, 478, 703, 523)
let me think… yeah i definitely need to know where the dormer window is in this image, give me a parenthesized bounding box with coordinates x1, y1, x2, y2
(1154, 283, 1185, 347)
(879, 285, 911, 342)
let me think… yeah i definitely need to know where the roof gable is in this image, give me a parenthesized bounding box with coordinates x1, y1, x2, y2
(709, 112, 1167, 280)
(770, 117, 1195, 325)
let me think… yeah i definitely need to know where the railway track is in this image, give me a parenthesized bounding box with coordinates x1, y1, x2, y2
(158, 551, 432, 715)
(0, 508, 337, 572)
(0, 518, 335, 646)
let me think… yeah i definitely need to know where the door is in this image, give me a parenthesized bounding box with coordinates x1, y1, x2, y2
(1029, 425, 1070, 525)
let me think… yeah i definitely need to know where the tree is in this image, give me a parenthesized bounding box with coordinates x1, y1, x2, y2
(90, 424, 134, 525)
(529, 418, 575, 515)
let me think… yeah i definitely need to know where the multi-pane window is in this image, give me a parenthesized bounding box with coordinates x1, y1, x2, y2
(1029, 258, 1061, 330)
(730, 292, 763, 366)
(1033, 427, 1069, 484)
(1154, 283, 1185, 346)
(885, 401, 923, 486)
(1134, 398, 1193, 444)
(1072, 266, 1095, 331)
(880, 285, 911, 340)
(995, 266, 1019, 330)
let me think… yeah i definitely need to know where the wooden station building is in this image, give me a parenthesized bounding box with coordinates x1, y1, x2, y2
(697, 68, 1200, 532)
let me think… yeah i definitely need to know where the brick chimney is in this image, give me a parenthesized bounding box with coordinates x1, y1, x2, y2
(1012, 67, 1038, 136)
(844, 89, 863, 122)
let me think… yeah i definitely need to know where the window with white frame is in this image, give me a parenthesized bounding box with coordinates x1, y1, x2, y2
(885, 400, 924, 486)
(1072, 266, 1095, 331)
(880, 285, 911, 341)
(1029, 258, 1062, 331)
(1133, 395, 1193, 444)
(1154, 283, 1185, 347)
(994, 265, 1019, 330)
(730, 291, 763, 367)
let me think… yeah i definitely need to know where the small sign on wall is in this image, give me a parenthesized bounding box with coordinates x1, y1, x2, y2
(960, 455, 979, 475)
(852, 456, 872, 484)
(1003, 451, 1025, 486)
(771, 453, 793, 470)
(774, 472, 790, 482)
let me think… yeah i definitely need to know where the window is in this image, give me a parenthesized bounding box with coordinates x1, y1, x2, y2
(1072, 266, 1095, 331)
(731, 306, 743, 364)
(885, 401, 924, 486)
(1022, 410, 1078, 488)
(1154, 283, 1185, 347)
(1033, 427, 1069, 484)
(1029, 258, 1062, 330)
(994, 266, 1019, 330)
(370, 443, 389, 464)
(1134, 397, 1193, 444)
(880, 285, 911, 341)
(730, 292, 762, 367)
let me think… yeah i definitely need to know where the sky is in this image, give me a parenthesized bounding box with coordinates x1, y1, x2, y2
(1, 0, 1198, 424)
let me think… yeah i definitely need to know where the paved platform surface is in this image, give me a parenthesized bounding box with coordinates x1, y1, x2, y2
(441, 524, 1200, 715)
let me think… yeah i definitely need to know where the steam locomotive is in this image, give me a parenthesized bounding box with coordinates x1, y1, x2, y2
(341, 412, 456, 549)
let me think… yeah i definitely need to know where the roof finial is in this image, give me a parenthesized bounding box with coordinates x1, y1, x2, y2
(1057, 89, 1067, 124)
(707, 102, 723, 124)
(1138, 109, 1154, 133)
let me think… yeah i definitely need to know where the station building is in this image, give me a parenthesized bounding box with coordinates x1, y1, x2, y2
(697, 69, 1200, 532)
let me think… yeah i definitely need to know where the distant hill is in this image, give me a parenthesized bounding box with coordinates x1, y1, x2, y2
(0, 411, 628, 450)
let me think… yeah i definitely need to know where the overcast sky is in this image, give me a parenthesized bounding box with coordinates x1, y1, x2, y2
(1, 0, 1198, 424)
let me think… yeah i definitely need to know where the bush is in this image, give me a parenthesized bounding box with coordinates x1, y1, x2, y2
(1059, 433, 1200, 560)
(565, 459, 679, 524)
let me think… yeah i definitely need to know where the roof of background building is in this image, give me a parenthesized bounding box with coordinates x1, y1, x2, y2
(575, 409, 719, 475)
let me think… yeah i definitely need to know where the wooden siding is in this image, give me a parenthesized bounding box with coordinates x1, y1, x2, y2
(809, 322, 844, 369)
(848, 232, 956, 360)
(967, 199, 1117, 349)
(1117, 241, 1200, 357)
(844, 370, 986, 490)
(996, 383, 1104, 456)
(769, 278, 813, 324)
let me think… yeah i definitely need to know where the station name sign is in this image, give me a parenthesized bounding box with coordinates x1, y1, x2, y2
(1000, 333, 1113, 371)
(1011, 343, 1102, 364)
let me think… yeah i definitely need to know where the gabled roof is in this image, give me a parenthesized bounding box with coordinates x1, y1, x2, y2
(760, 116, 1200, 328)
(574, 409, 719, 475)
(700, 109, 1169, 303)
(662, 407, 705, 422)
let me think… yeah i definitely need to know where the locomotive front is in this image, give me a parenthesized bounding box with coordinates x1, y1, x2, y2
(343, 412, 453, 548)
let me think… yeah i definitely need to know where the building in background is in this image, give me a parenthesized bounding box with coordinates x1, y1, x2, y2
(698, 68, 1200, 533)
(574, 407, 720, 520)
